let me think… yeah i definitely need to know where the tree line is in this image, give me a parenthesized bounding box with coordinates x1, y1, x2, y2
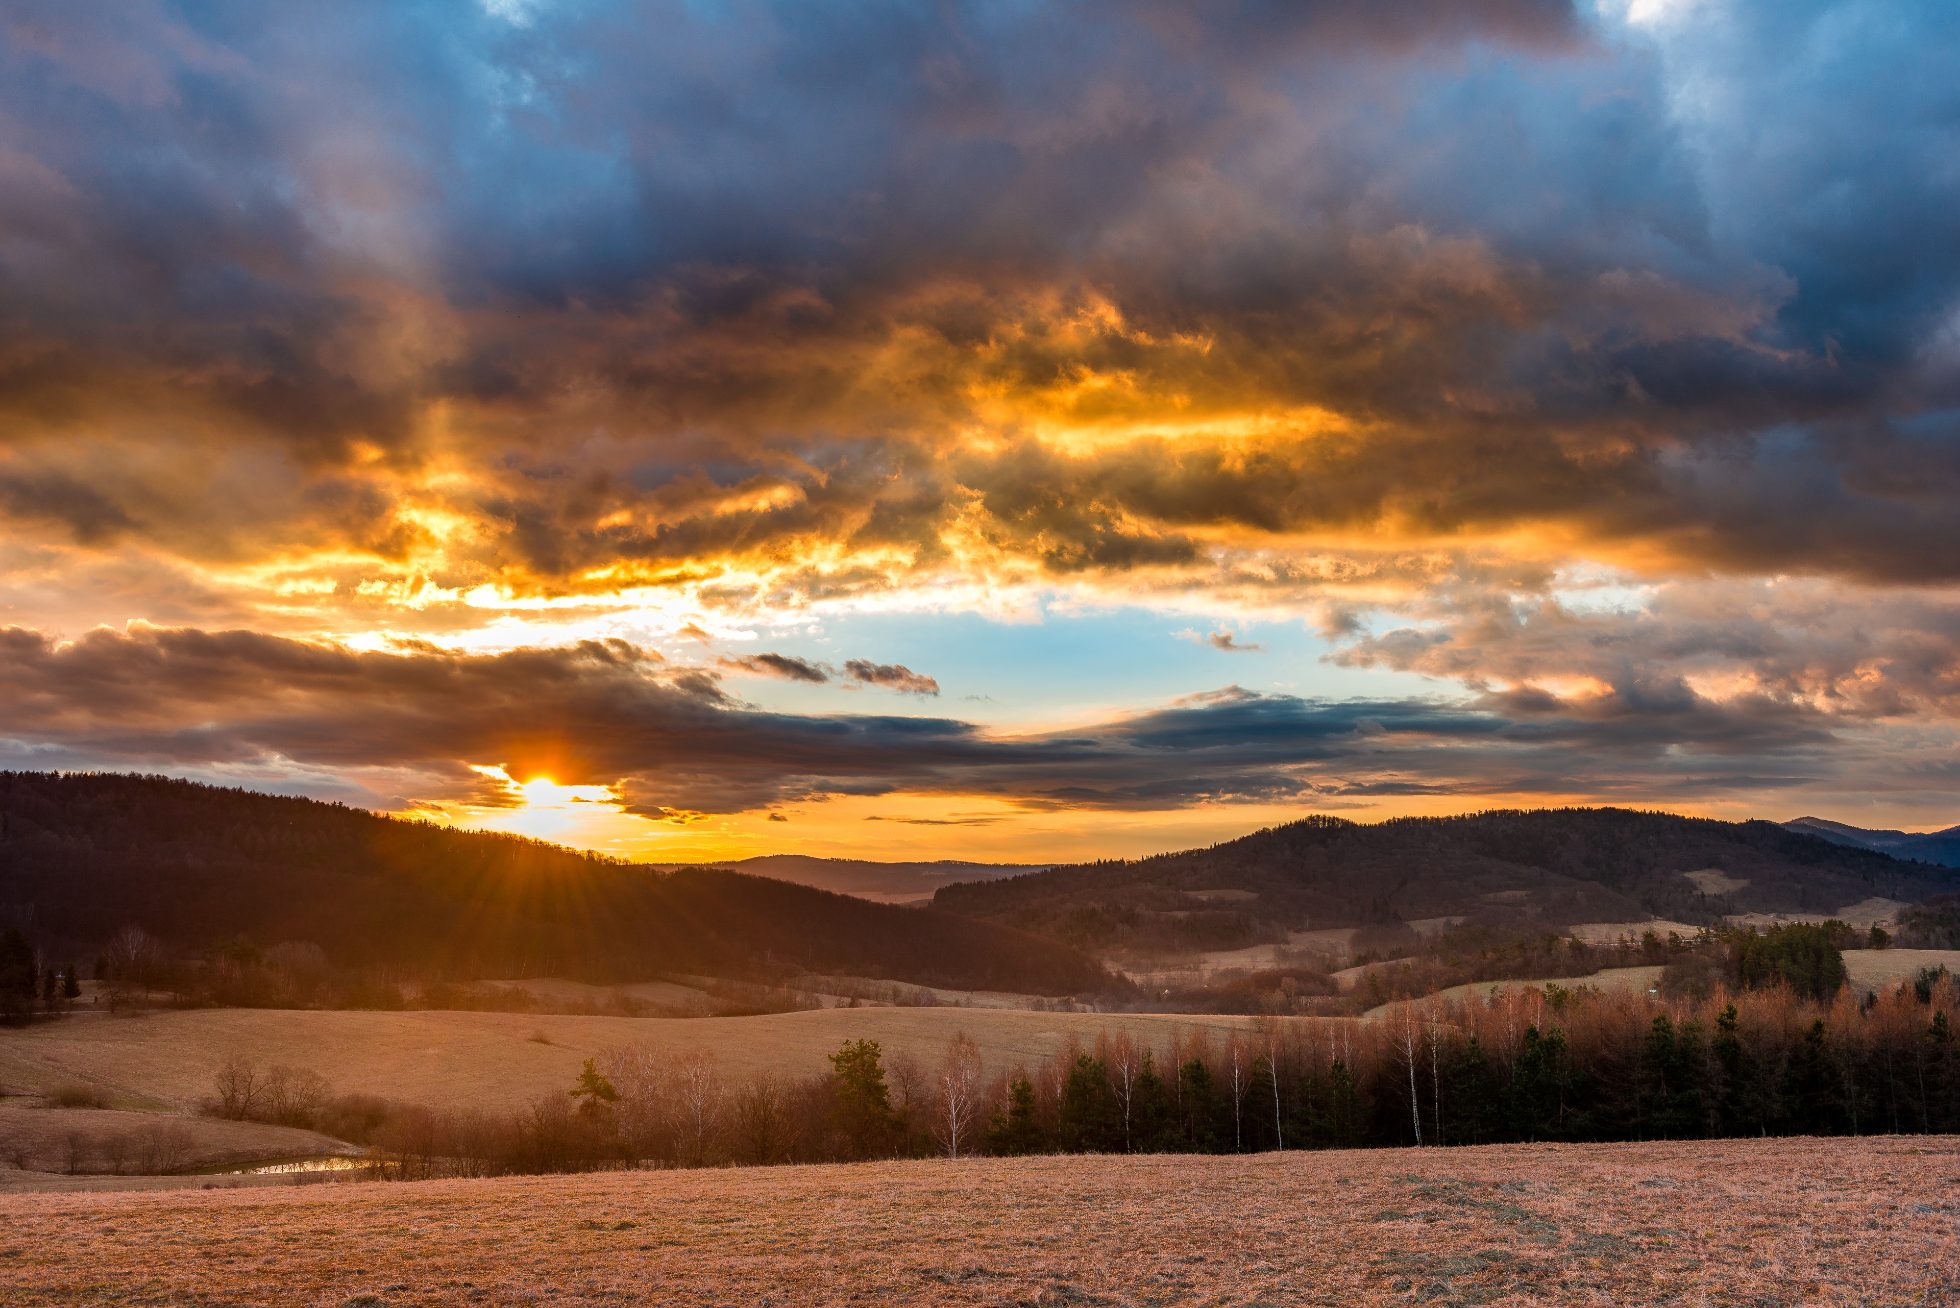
(0, 926, 81, 1024)
(205, 966, 1960, 1179)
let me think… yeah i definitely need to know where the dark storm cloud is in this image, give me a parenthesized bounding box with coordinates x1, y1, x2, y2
(2, 0, 1956, 591)
(0, 625, 1930, 820)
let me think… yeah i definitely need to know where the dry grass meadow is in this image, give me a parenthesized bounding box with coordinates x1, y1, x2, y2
(0, 1005, 1268, 1114)
(0, 1136, 1952, 1305)
(1361, 948, 1960, 1017)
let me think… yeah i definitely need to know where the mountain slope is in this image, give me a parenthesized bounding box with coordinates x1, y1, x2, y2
(932, 808, 1960, 955)
(0, 772, 1108, 995)
(1782, 817, 1960, 868)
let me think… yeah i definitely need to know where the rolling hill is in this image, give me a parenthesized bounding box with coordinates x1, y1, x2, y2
(1782, 816, 1960, 867)
(932, 808, 1960, 955)
(0, 773, 1108, 995)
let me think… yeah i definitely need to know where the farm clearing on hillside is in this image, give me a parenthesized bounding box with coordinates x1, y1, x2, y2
(1359, 948, 1960, 1015)
(0, 1136, 1951, 1305)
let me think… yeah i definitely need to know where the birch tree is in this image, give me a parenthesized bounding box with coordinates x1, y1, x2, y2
(675, 1048, 723, 1166)
(1256, 1018, 1285, 1151)
(935, 1033, 982, 1158)
(1396, 1002, 1424, 1146)
(1107, 1032, 1142, 1153)
(1226, 1037, 1247, 1152)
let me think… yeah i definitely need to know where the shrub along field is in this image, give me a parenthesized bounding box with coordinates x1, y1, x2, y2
(0, 1136, 1952, 1305)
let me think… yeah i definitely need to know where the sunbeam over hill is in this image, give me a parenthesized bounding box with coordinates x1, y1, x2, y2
(0, 773, 1108, 996)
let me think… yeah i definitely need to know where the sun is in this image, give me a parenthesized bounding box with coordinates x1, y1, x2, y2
(438, 765, 632, 843)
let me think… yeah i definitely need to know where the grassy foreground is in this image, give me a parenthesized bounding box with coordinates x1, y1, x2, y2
(0, 1136, 1953, 1305)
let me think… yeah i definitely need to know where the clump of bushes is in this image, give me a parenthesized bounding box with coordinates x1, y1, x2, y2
(45, 1082, 109, 1109)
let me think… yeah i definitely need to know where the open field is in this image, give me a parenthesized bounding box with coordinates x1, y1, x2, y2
(1844, 947, 1960, 991)
(787, 973, 1093, 1010)
(1127, 928, 1360, 989)
(477, 977, 718, 1015)
(1363, 948, 1960, 1015)
(0, 1136, 1951, 1305)
(1726, 896, 1914, 932)
(1567, 918, 1706, 945)
(1364, 966, 1670, 1017)
(0, 1006, 1271, 1115)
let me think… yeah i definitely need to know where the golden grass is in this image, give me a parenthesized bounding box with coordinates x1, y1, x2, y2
(0, 1007, 1270, 1114)
(1364, 966, 1669, 1017)
(1844, 947, 1960, 991)
(1364, 949, 1960, 1016)
(0, 1137, 1951, 1305)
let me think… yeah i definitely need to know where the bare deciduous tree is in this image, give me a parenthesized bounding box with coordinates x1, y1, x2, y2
(1106, 1032, 1142, 1153)
(732, 1074, 788, 1165)
(1256, 1018, 1286, 1151)
(601, 1044, 671, 1162)
(934, 1033, 981, 1158)
(1427, 1020, 1445, 1147)
(104, 925, 162, 1010)
(1395, 1003, 1424, 1146)
(1227, 1037, 1247, 1153)
(674, 1049, 723, 1166)
(213, 1053, 262, 1121)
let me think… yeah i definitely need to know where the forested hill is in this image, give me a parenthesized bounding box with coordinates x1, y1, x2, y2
(0, 772, 1109, 995)
(931, 808, 1960, 954)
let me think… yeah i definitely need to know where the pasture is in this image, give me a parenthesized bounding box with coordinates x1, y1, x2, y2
(0, 1005, 1271, 1116)
(0, 1136, 1950, 1305)
(1361, 947, 1960, 1016)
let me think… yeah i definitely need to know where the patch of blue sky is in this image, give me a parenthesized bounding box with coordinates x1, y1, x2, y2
(715, 603, 1448, 728)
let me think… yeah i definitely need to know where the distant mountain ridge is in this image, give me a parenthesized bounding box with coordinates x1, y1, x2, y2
(933, 808, 1960, 956)
(0, 772, 1109, 995)
(1781, 817, 1960, 868)
(668, 854, 1044, 903)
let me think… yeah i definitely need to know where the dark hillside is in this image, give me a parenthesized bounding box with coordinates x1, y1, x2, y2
(0, 772, 1108, 995)
(933, 808, 1958, 954)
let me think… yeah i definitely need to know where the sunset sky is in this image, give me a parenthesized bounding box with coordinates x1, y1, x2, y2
(2, 0, 1957, 862)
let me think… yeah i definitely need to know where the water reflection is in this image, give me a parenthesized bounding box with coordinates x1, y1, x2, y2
(228, 1155, 375, 1176)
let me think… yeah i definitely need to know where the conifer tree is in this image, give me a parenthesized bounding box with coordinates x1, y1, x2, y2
(829, 1039, 896, 1158)
(1058, 1054, 1118, 1152)
(988, 1076, 1045, 1155)
(568, 1058, 618, 1121)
